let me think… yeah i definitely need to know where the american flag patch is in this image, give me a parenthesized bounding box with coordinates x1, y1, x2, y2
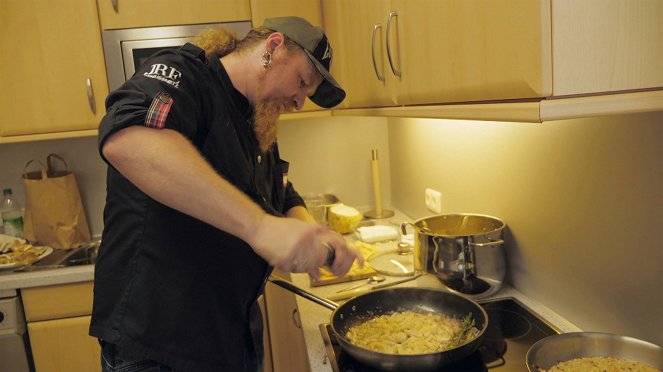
(145, 92, 173, 129)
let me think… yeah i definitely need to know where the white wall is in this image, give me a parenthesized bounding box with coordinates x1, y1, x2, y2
(387, 112, 663, 346)
(277, 115, 391, 209)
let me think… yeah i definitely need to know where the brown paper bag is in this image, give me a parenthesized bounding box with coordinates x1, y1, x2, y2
(22, 154, 91, 249)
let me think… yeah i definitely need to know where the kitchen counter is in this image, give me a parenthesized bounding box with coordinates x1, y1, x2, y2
(0, 264, 94, 291)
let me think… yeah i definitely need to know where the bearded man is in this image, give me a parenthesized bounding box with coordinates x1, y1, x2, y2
(91, 17, 360, 371)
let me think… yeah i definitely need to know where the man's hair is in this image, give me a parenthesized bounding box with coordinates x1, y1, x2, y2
(191, 27, 300, 57)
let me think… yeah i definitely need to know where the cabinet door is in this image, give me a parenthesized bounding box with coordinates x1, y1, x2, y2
(551, 0, 663, 96)
(390, 0, 552, 105)
(323, 0, 397, 108)
(97, 0, 251, 30)
(264, 272, 310, 372)
(28, 316, 101, 372)
(0, 0, 109, 136)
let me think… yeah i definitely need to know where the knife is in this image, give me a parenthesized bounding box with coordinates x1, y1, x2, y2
(327, 273, 422, 301)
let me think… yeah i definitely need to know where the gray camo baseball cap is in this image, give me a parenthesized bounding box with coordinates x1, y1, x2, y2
(262, 16, 346, 108)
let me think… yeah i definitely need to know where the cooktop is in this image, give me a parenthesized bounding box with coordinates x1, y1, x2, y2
(319, 297, 560, 371)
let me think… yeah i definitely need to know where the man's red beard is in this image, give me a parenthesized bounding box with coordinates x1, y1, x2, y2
(253, 67, 296, 152)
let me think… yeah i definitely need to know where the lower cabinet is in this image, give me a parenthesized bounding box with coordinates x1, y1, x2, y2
(21, 281, 98, 372)
(264, 271, 311, 372)
(27, 316, 100, 372)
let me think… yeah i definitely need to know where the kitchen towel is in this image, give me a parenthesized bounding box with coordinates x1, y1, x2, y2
(22, 154, 91, 249)
(355, 225, 399, 243)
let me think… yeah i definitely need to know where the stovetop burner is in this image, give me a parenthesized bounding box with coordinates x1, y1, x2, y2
(319, 298, 559, 371)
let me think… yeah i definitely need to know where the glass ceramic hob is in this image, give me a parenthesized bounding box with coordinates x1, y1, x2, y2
(319, 298, 560, 371)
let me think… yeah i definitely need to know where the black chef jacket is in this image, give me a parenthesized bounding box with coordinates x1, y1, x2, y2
(90, 43, 305, 371)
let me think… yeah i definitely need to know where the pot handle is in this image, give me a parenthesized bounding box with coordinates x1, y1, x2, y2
(469, 239, 504, 247)
(268, 276, 339, 311)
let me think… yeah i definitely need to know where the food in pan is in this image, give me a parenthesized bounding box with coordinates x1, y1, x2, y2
(345, 311, 479, 354)
(539, 356, 659, 372)
(0, 240, 48, 265)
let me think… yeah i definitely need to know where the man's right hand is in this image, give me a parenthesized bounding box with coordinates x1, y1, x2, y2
(249, 214, 362, 278)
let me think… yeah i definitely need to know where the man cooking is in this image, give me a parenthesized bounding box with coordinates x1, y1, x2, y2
(90, 16, 361, 371)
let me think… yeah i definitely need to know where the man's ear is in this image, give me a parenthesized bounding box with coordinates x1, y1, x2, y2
(265, 32, 286, 53)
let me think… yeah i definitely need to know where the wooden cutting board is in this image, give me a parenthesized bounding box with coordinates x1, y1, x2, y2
(309, 241, 378, 287)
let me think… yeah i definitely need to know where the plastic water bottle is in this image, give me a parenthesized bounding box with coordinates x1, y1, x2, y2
(1, 188, 24, 238)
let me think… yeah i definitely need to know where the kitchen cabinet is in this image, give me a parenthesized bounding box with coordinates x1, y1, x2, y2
(97, 0, 251, 30)
(0, 0, 109, 138)
(322, 0, 663, 120)
(250, 0, 322, 27)
(21, 281, 99, 372)
(322, 0, 397, 108)
(323, 0, 551, 108)
(264, 270, 310, 372)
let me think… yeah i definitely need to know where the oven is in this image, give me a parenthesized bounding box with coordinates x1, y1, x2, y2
(319, 298, 560, 371)
(102, 21, 252, 91)
(0, 289, 32, 371)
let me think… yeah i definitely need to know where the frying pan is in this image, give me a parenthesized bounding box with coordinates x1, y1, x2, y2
(269, 276, 488, 370)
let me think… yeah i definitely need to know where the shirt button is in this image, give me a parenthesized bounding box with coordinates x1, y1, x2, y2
(257, 155, 262, 164)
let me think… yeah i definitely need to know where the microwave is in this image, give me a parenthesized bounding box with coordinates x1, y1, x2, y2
(102, 22, 252, 91)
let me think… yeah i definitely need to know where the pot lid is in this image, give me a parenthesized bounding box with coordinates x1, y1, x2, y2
(368, 242, 414, 276)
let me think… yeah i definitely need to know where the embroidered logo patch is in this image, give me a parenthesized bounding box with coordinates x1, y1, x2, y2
(144, 63, 182, 88)
(145, 92, 173, 129)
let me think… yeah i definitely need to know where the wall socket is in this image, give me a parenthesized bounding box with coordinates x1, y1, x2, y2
(425, 188, 442, 213)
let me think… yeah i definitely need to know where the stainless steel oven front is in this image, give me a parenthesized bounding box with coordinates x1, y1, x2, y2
(102, 22, 252, 91)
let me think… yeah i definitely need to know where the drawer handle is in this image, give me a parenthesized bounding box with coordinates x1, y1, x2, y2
(111, 0, 118, 12)
(371, 24, 385, 82)
(291, 308, 302, 329)
(86, 78, 96, 115)
(386, 11, 401, 77)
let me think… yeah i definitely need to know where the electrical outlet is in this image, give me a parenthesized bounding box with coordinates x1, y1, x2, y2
(425, 188, 442, 213)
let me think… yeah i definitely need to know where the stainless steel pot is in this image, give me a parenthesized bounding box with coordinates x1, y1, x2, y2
(526, 332, 663, 371)
(269, 277, 488, 371)
(402, 214, 506, 299)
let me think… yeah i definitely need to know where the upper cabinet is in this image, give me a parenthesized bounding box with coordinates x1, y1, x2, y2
(0, 0, 109, 137)
(550, 0, 663, 97)
(250, 0, 322, 27)
(323, 0, 551, 108)
(322, 0, 397, 108)
(323, 0, 663, 115)
(97, 0, 251, 30)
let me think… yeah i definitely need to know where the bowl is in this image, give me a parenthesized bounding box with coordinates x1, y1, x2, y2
(526, 332, 663, 371)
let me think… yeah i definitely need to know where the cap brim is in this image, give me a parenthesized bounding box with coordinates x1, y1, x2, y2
(304, 50, 346, 108)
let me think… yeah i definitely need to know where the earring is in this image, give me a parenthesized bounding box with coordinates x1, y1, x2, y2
(260, 51, 272, 68)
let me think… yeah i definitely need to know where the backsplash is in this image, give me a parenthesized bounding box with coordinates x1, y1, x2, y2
(387, 111, 663, 346)
(0, 136, 107, 237)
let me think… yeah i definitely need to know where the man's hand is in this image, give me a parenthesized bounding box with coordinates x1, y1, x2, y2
(249, 214, 362, 278)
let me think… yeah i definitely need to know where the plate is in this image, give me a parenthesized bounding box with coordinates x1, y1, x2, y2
(0, 246, 53, 270)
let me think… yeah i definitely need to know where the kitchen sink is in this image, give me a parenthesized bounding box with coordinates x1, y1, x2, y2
(61, 244, 99, 266)
(30, 241, 100, 268)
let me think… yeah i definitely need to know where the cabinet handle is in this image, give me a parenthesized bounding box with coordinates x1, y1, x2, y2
(111, 0, 118, 12)
(371, 24, 385, 82)
(386, 11, 401, 77)
(291, 308, 302, 329)
(86, 78, 96, 115)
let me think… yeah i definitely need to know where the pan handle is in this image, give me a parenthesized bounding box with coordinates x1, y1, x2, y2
(268, 276, 339, 311)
